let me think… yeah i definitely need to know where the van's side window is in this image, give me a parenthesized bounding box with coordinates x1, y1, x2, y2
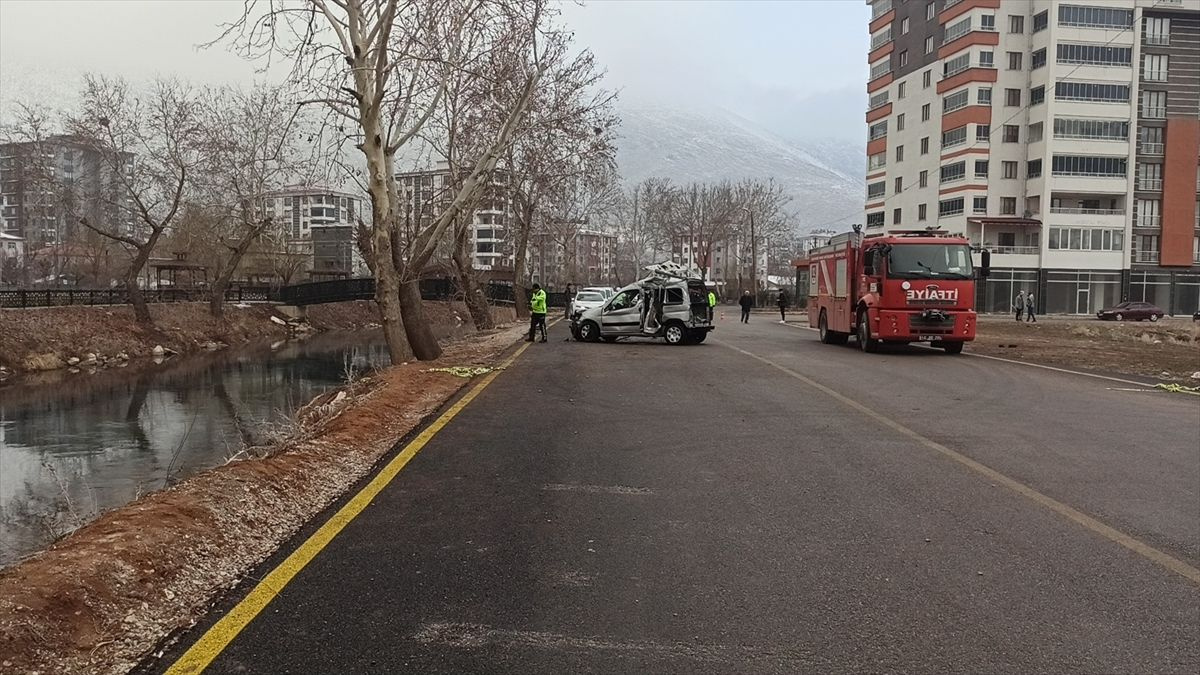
(666, 288, 685, 304)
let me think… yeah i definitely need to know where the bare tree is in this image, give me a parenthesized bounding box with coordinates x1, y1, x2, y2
(218, 0, 553, 362)
(615, 177, 675, 284)
(67, 75, 202, 324)
(669, 181, 738, 283)
(733, 178, 792, 295)
(194, 84, 310, 317)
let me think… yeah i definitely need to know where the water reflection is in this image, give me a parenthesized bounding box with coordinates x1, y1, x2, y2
(0, 331, 392, 566)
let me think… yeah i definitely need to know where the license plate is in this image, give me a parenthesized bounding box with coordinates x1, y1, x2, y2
(918, 335, 943, 341)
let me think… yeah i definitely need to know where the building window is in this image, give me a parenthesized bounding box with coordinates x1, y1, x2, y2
(942, 126, 968, 148)
(1052, 155, 1128, 177)
(975, 160, 989, 178)
(918, 203, 928, 221)
(978, 87, 992, 105)
(869, 152, 887, 170)
(921, 103, 931, 121)
(1003, 125, 1020, 143)
(899, 49, 909, 67)
(895, 176, 904, 193)
(979, 51, 994, 68)
(926, 2, 935, 20)
(869, 120, 888, 140)
(944, 53, 971, 78)
(867, 211, 885, 228)
(943, 89, 970, 113)
(1031, 48, 1047, 70)
(919, 170, 929, 188)
(1143, 55, 1168, 82)
(901, 16, 910, 34)
(1008, 52, 1023, 70)
(981, 14, 996, 31)
(871, 25, 894, 50)
(898, 82, 907, 100)
(939, 197, 965, 217)
(1028, 122, 1044, 142)
(896, 145, 905, 162)
(940, 161, 967, 184)
(1056, 81, 1129, 103)
(1009, 15, 1024, 33)
(925, 36, 935, 55)
(1137, 163, 1163, 190)
(869, 90, 890, 110)
(1144, 17, 1170, 46)
(1027, 159, 1043, 178)
(1048, 228, 1124, 252)
(1000, 197, 1017, 215)
(897, 113, 906, 131)
(1058, 4, 1133, 29)
(893, 208, 903, 225)
(1137, 199, 1162, 227)
(923, 70, 931, 88)
(1033, 10, 1048, 32)
(1057, 43, 1132, 67)
(1005, 88, 1021, 106)
(1030, 86, 1045, 105)
(973, 196, 988, 214)
(944, 17, 972, 45)
(870, 59, 891, 81)
(867, 181, 886, 199)
(1003, 161, 1019, 179)
(1141, 127, 1164, 155)
(920, 137, 930, 154)
(1141, 90, 1167, 118)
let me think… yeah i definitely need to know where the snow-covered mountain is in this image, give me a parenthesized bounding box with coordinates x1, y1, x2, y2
(615, 105, 865, 232)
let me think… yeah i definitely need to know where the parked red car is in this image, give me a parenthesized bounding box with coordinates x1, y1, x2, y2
(1096, 301, 1165, 322)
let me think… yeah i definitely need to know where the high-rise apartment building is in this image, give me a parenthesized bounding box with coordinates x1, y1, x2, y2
(864, 0, 1199, 315)
(396, 164, 513, 271)
(261, 185, 361, 241)
(0, 135, 135, 247)
(530, 226, 618, 288)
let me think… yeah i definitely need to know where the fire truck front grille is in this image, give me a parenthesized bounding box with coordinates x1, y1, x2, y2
(910, 315, 956, 334)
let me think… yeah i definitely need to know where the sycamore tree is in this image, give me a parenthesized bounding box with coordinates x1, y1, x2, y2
(614, 177, 675, 284)
(218, 0, 554, 362)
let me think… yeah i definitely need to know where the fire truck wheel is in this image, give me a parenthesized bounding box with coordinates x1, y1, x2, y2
(818, 310, 848, 345)
(857, 311, 879, 353)
(942, 341, 964, 355)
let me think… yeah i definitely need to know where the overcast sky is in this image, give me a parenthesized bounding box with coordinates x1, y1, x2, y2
(0, 0, 869, 142)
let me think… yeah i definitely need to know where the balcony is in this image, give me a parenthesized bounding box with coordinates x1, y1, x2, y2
(1140, 142, 1164, 155)
(871, 0, 892, 20)
(1135, 215, 1161, 228)
(1133, 250, 1160, 264)
(1049, 207, 1125, 216)
(1137, 178, 1163, 191)
(1145, 34, 1170, 46)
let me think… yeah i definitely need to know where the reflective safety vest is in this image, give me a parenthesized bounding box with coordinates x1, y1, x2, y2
(530, 289, 547, 314)
(707, 291, 717, 307)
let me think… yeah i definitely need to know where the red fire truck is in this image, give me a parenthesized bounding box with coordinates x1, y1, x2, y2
(806, 228, 990, 354)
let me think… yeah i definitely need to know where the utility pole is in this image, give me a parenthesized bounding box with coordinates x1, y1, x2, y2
(742, 206, 757, 306)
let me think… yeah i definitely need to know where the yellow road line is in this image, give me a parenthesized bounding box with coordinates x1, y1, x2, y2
(166, 340, 534, 674)
(717, 338, 1200, 587)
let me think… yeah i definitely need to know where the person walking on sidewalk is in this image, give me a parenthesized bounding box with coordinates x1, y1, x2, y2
(739, 290, 753, 324)
(1025, 292, 1038, 323)
(777, 291, 789, 323)
(527, 283, 548, 343)
(1013, 290, 1026, 322)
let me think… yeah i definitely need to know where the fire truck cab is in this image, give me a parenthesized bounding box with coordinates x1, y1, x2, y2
(806, 229, 989, 354)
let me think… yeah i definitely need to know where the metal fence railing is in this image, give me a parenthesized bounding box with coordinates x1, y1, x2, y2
(0, 286, 276, 309)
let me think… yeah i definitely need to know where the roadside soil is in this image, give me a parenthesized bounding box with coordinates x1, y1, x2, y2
(971, 317, 1200, 382)
(0, 321, 527, 675)
(0, 300, 487, 377)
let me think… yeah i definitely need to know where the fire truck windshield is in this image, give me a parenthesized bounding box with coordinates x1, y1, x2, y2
(886, 244, 973, 280)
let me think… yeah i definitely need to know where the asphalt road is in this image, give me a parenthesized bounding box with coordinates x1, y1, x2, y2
(158, 318, 1200, 674)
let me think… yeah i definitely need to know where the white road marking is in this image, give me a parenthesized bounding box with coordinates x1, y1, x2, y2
(776, 321, 1165, 390)
(542, 483, 654, 495)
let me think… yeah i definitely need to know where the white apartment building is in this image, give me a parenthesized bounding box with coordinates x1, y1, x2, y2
(395, 165, 513, 272)
(262, 185, 362, 240)
(864, 0, 1200, 315)
(529, 227, 618, 288)
(671, 232, 769, 294)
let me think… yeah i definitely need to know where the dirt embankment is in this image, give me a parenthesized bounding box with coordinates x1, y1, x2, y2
(972, 318, 1200, 382)
(0, 301, 388, 376)
(0, 323, 527, 675)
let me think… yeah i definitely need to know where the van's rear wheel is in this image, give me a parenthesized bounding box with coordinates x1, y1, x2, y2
(691, 330, 708, 344)
(664, 322, 686, 345)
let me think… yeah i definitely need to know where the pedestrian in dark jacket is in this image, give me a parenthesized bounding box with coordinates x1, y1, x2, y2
(739, 291, 753, 323)
(777, 291, 789, 323)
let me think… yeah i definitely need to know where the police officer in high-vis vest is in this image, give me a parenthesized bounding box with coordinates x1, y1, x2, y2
(707, 289, 717, 321)
(527, 283, 548, 343)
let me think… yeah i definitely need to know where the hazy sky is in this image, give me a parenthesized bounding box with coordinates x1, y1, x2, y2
(0, 0, 869, 142)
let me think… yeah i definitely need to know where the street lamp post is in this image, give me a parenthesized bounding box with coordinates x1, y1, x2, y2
(741, 206, 756, 306)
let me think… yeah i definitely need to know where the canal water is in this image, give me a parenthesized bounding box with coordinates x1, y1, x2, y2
(0, 331, 396, 567)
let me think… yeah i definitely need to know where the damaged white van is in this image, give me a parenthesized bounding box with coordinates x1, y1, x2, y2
(569, 262, 714, 345)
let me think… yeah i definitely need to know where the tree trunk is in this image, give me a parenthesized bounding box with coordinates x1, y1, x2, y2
(512, 201, 533, 319)
(451, 223, 493, 330)
(126, 242, 157, 325)
(209, 225, 265, 319)
(398, 277, 442, 360)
